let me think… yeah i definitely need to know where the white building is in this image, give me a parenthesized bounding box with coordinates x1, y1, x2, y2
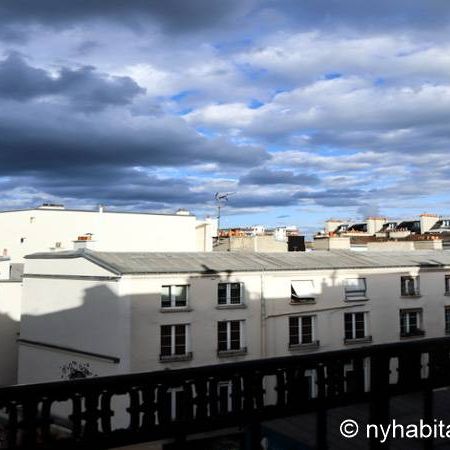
(0, 204, 217, 263)
(18, 250, 450, 385)
(0, 204, 217, 386)
(0, 258, 22, 386)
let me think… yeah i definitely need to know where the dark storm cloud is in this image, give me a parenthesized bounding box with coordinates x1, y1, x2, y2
(0, 53, 145, 110)
(27, 168, 211, 206)
(1, 0, 448, 34)
(0, 0, 254, 32)
(0, 101, 270, 174)
(239, 167, 320, 186)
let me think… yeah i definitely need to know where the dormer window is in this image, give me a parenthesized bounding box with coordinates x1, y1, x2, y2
(291, 280, 316, 304)
(344, 278, 367, 301)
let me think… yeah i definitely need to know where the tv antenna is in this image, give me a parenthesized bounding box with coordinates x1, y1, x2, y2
(214, 192, 235, 234)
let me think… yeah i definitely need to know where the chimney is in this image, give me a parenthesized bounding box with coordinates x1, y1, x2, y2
(73, 234, 95, 250)
(98, 204, 105, 213)
(176, 208, 191, 216)
(420, 213, 439, 234)
(366, 217, 387, 235)
(325, 219, 345, 234)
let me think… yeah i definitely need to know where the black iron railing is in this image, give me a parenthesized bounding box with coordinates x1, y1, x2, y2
(2, 337, 450, 449)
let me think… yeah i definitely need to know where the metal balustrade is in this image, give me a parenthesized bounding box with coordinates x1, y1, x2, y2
(2, 337, 450, 449)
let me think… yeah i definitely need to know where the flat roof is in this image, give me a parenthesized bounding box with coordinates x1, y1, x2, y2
(25, 249, 450, 275)
(0, 207, 194, 218)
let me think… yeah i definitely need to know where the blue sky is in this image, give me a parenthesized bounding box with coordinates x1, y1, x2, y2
(0, 0, 449, 235)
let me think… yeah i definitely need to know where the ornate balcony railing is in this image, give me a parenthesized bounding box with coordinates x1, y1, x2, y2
(2, 337, 450, 449)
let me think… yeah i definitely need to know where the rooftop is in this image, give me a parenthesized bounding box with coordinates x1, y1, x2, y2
(25, 249, 450, 275)
(0, 204, 194, 217)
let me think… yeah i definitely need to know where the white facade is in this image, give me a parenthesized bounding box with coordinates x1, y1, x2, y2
(0, 258, 22, 385)
(17, 250, 450, 385)
(0, 205, 217, 263)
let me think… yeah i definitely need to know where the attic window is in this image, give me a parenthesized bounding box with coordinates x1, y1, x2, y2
(291, 280, 316, 304)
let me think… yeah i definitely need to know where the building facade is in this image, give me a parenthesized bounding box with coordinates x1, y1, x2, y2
(0, 204, 217, 263)
(17, 250, 450, 385)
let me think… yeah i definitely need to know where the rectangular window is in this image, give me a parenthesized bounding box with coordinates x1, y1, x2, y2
(344, 312, 369, 341)
(445, 307, 450, 334)
(445, 275, 450, 295)
(289, 316, 317, 347)
(401, 276, 420, 297)
(160, 324, 190, 359)
(400, 309, 424, 337)
(217, 320, 246, 354)
(161, 285, 188, 308)
(218, 283, 243, 305)
(291, 280, 316, 304)
(344, 278, 367, 300)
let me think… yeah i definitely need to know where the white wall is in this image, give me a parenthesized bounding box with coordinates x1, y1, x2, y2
(0, 280, 22, 385)
(18, 257, 130, 383)
(17, 256, 450, 385)
(0, 208, 210, 263)
(122, 273, 263, 372)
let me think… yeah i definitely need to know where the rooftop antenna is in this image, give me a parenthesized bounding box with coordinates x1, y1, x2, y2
(214, 192, 235, 234)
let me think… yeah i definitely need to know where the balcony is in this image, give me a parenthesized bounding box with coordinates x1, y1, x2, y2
(2, 337, 450, 449)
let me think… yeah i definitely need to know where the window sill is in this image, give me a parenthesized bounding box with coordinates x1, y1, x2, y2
(344, 297, 369, 302)
(400, 331, 425, 339)
(344, 336, 372, 345)
(400, 294, 422, 298)
(290, 298, 316, 305)
(159, 352, 193, 362)
(160, 307, 192, 313)
(217, 347, 248, 358)
(289, 341, 320, 351)
(216, 304, 247, 310)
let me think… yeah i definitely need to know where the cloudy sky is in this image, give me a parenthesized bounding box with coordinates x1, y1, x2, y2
(1, 1, 450, 233)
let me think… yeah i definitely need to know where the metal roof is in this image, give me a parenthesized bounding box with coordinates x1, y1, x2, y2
(25, 249, 450, 275)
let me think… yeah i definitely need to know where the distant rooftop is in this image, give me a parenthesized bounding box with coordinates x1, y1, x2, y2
(25, 249, 450, 275)
(0, 204, 194, 217)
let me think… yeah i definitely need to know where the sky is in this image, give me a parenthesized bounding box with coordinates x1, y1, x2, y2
(1, 1, 450, 234)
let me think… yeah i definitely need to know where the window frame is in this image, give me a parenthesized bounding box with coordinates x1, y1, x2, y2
(400, 276, 421, 297)
(160, 284, 189, 310)
(288, 315, 319, 349)
(344, 312, 372, 344)
(344, 278, 368, 301)
(445, 275, 450, 296)
(217, 282, 245, 308)
(160, 323, 192, 361)
(399, 308, 425, 338)
(445, 306, 450, 334)
(217, 320, 247, 356)
(290, 280, 317, 304)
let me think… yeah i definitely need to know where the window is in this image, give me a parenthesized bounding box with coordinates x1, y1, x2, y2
(400, 309, 424, 337)
(445, 307, 450, 334)
(217, 320, 246, 355)
(161, 285, 188, 309)
(164, 387, 184, 421)
(445, 275, 450, 295)
(344, 278, 367, 300)
(401, 276, 420, 297)
(291, 280, 316, 304)
(218, 283, 243, 306)
(344, 312, 371, 342)
(160, 324, 191, 360)
(289, 316, 318, 348)
(217, 381, 233, 414)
